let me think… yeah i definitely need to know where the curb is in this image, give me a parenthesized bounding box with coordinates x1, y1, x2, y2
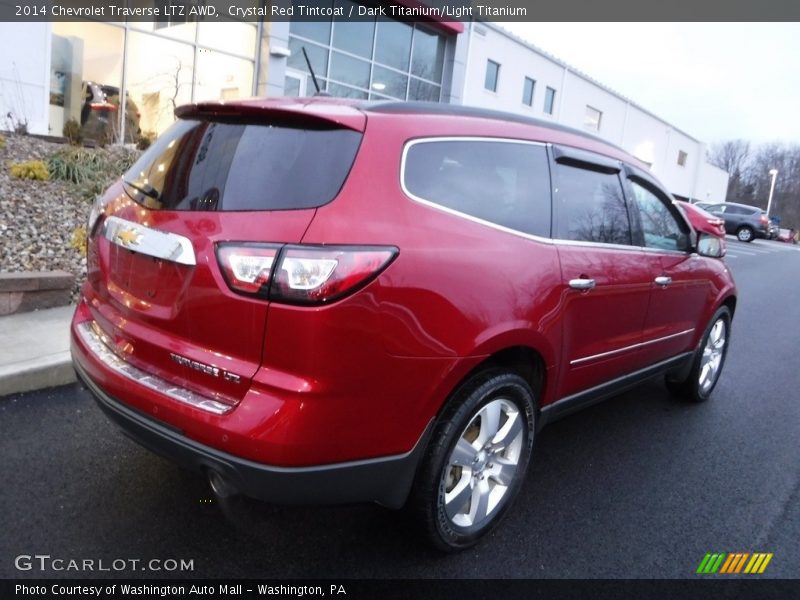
(0, 305, 75, 397)
(0, 352, 75, 397)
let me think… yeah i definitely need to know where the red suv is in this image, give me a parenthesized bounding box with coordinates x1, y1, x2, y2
(71, 98, 737, 550)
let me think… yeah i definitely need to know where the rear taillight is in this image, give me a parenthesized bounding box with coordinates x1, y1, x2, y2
(216, 243, 397, 305)
(272, 245, 398, 305)
(760, 215, 769, 225)
(216, 244, 280, 296)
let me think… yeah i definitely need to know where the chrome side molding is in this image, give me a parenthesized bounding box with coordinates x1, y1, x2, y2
(103, 216, 196, 266)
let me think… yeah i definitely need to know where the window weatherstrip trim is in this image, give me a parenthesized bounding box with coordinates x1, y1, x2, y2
(400, 138, 692, 257)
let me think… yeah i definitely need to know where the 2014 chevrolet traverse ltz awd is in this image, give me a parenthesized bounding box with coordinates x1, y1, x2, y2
(72, 98, 736, 550)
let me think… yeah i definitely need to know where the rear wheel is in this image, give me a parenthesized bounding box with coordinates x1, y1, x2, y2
(667, 306, 731, 402)
(409, 370, 535, 551)
(736, 226, 754, 242)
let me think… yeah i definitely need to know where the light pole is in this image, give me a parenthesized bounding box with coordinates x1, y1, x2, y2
(766, 168, 778, 218)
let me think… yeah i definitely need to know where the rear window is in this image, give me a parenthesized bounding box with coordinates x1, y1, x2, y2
(402, 139, 551, 237)
(123, 119, 362, 211)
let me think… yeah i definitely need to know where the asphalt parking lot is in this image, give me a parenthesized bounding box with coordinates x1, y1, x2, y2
(1, 237, 798, 581)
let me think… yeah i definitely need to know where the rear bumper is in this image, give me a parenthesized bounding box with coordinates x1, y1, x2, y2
(74, 359, 432, 509)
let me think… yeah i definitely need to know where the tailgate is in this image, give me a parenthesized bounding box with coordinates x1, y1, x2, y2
(84, 105, 363, 408)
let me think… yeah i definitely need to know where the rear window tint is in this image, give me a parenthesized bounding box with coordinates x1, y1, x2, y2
(403, 139, 551, 237)
(123, 119, 362, 211)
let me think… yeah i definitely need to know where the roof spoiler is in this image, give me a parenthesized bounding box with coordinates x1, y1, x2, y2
(174, 100, 366, 132)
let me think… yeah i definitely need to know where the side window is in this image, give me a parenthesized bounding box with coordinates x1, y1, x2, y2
(553, 163, 631, 245)
(403, 140, 551, 237)
(629, 180, 688, 252)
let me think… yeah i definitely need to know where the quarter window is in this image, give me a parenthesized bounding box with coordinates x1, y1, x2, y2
(629, 180, 688, 252)
(403, 140, 551, 237)
(553, 163, 631, 245)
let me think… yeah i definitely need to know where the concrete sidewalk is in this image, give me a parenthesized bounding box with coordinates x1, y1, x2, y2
(0, 305, 76, 397)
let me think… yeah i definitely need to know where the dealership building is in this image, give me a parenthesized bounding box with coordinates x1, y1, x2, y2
(0, 8, 728, 201)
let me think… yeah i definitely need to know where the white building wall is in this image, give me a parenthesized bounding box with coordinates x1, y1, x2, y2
(464, 23, 564, 117)
(694, 162, 730, 205)
(460, 23, 728, 203)
(661, 129, 701, 199)
(557, 73, 627, 145)
(0, 22, 51, 135)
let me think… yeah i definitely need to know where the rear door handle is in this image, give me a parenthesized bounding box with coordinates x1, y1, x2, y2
(654, 276, 672, 286)
(569, 278, 596, 290)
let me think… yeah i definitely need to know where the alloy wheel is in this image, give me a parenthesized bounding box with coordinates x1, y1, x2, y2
(698, 318, 727, 395)
(441, 398, 525, 529)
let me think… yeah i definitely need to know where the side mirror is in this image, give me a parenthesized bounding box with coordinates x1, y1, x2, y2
(697, 233, 726, 258)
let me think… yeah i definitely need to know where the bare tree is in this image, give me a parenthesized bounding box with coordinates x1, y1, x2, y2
(707, 139, 800, 229)
(750, 144, 800, 228)
(707, 140, 751, 203)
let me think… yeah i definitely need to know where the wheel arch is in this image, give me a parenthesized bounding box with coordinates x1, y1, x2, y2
(431, 344, 551, 429)
(721, 294, 737, 320)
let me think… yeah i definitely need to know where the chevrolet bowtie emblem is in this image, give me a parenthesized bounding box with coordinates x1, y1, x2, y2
(115, 227, 142, 247)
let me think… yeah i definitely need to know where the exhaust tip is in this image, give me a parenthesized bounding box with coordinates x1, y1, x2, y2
(206, 469, 237, 499)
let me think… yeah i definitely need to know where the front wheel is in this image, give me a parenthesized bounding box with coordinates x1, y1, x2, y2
(409, 371, 535, 551)
(667, 306, 731, 402)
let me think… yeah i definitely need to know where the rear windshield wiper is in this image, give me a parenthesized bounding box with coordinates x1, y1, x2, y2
(123, 179, 161, 200)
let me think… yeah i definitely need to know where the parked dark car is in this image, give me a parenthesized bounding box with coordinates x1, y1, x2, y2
(695, 201, 769, 242)
(80, 81, 141, 145)
(72, 98, 737, 550)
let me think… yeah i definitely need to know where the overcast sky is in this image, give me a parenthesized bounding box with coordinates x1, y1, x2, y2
(500, 23, 800, 147)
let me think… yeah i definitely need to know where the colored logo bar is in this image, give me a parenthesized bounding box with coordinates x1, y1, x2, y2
(697, 552, 773, 574)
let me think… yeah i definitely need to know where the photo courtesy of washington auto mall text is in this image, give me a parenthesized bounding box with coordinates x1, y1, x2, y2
(14, 583, 348, 598)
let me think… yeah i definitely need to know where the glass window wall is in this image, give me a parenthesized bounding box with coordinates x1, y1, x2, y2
(125, 31, 194, 137)
(50, 23, 124, 144)
(195, 51, 254, 103)
(289, 12, 448, 101)
(49, 20, 255, 141)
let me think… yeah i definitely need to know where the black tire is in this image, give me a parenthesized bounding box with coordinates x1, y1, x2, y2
(736, 226, 754, 242)
(666, 306, 731, 402)
(408, 370, 535, 551)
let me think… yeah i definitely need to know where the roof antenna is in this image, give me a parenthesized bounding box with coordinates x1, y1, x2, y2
(301, 46, 330, 97)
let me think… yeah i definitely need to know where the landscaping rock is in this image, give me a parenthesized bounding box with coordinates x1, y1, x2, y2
(0, 133, 138, 304)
